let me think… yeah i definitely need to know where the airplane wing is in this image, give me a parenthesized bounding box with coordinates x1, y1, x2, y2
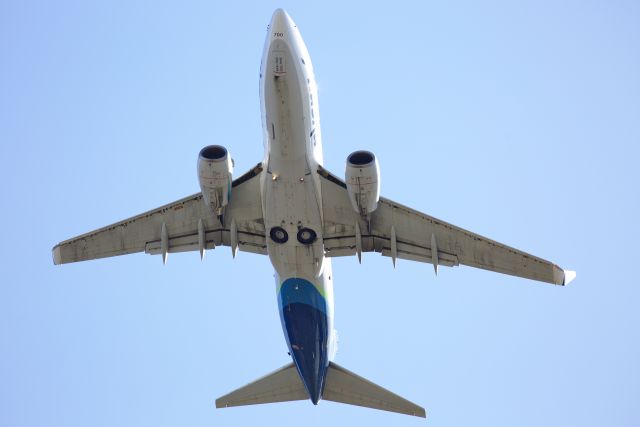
(317, 166, 575, 285)
(52, 163, 266, 265)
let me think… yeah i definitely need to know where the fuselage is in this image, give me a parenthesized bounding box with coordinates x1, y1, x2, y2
(258, 9, 335, 404)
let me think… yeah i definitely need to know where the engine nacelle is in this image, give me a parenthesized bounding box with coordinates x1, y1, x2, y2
(345, 150, 380, 216)
(198, 145, 233, 217)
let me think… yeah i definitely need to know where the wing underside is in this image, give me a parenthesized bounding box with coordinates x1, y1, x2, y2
(317, 166, 574, 285)
(53, 163, 266, 264)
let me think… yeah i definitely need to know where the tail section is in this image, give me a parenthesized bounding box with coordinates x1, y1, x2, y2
(216, 361, 425, 418)
(323, 362, 426, 418)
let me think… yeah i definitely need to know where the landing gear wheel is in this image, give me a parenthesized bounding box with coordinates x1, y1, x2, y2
(270, 227, 288, 244)
(297, 228, 317, 245)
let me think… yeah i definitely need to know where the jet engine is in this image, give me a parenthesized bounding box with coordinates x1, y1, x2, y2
(198, 145, 233, 217)
(345, 150, 380, 216)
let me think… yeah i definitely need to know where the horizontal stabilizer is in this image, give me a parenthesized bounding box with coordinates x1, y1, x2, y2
(323, 362, 426, 418)
(215, 362, 307, 408)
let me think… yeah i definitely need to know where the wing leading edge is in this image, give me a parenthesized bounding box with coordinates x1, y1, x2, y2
(318, 166, 575, 286)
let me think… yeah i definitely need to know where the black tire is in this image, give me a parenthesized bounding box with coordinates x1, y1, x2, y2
(270, 227, 288, 244)
(297, 228, 317, 245)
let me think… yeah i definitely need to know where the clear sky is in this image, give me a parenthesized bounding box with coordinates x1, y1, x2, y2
(1, 1, 639, 426)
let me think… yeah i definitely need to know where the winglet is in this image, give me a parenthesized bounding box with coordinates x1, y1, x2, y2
(52, 245, 62, 265)
(563, 270, 577, 285)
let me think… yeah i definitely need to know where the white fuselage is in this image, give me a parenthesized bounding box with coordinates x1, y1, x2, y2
(257, 9, 335, 403)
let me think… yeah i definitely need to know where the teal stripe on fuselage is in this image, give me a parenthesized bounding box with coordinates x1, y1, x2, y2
(278, 278, 327, 314)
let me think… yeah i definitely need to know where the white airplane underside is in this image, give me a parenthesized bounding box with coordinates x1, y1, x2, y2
(52, 9, 575, 419)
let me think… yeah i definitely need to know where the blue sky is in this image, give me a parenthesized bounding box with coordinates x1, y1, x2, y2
(1, 1, 639, 426)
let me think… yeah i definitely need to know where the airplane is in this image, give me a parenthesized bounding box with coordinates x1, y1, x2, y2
(52, 8, 575, 419)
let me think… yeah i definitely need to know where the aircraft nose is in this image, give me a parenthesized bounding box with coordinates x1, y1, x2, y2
(270, 8, 295, 34)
